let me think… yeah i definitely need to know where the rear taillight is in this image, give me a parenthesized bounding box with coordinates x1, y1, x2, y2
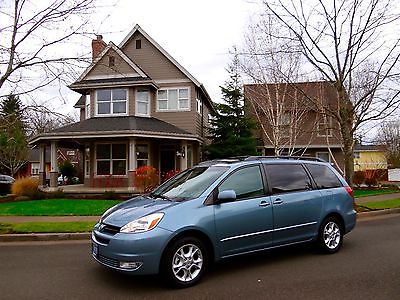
(345, 186, 357, 210)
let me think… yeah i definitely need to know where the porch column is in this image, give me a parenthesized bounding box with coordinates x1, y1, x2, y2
(38, 144, 46, 186)
(49, 140, 59, 188)
(128, 138, 137, 191)
(180, 141, 188, 171)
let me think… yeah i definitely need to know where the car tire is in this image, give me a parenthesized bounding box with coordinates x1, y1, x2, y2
(317, 217, 343, 254)
(162, 236, 208, 288)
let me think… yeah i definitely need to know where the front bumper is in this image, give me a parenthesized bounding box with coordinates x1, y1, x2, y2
(91, 223, 173, 275)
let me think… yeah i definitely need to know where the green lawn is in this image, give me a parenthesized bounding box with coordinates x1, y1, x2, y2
(353, 189, 400, 198)
(361, 198, 400, 210)
(0, 199, 122, 216)
(0, 222, 96, 234)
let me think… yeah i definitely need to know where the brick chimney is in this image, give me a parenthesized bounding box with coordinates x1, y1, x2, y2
(91, 35, 107, 60)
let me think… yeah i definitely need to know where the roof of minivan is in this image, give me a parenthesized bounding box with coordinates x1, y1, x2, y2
(198, 156, 327, 167)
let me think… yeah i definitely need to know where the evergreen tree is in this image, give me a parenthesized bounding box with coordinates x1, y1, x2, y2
(0, 94, 28, 176)
(206, 56, 257, 159)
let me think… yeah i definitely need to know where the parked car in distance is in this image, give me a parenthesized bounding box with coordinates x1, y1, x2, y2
(91, 156, 357, 288)
(0, 175, 15, 195)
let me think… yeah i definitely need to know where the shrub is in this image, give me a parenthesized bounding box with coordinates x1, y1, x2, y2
(59, 160, 76, 182)
(134, 166, 159, 193)
(11, 177, 39, 197)
(103, 190, 120, 200)
(46, 188, 65, 199)
(163, 169, 181, 182)
(353, 171, 365, 187)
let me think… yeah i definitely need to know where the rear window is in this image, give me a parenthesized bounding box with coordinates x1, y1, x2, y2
(264, 164, 312, 194)
(306, 164, 342, 189)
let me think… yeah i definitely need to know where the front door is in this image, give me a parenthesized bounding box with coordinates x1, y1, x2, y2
(214, 165, 273, 257)
(160, 145, 176, 181)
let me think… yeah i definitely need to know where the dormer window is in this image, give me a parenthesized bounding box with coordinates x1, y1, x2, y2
(96, 89, 127, 116)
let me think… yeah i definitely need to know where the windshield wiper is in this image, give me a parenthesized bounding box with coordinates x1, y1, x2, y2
(149, 193, 171, 201)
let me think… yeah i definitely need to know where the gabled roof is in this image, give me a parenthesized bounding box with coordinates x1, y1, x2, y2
(119, 25, 202, 87)
(74, 41, 148, 84)
(74, 95, 86, 108)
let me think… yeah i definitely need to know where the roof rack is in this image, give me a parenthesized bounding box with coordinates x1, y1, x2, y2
(244, 156, 326, 162)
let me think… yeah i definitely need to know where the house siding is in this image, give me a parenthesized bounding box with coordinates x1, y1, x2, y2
(152, 83, 198, 135)
(85, 48, 138, 79)
(121, 32, 187, 80)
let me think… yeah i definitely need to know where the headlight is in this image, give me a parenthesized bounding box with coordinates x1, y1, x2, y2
(120, 213, 164, 233)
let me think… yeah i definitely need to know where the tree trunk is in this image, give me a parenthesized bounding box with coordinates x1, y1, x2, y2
(337, 86, 355, 187)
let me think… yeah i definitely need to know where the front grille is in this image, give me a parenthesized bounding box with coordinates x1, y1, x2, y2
(97, 254, 120, 268)
(100, 223, 120, 235)
(94, 233, 110, 245)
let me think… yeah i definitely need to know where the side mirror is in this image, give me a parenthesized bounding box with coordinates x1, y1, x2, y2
(217, 190, 236, 203)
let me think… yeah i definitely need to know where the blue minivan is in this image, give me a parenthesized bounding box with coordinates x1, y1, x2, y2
(92, 157, 356, 287)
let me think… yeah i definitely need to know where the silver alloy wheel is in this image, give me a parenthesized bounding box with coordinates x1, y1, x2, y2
(323, 221, 341, 249)
(172, 243, 203, 282)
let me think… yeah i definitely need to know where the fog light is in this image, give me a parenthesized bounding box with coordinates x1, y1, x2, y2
(119, 261, 143, 270)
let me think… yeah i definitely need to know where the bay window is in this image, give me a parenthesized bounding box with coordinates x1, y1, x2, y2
(157, 88, 189, 111)
(96, 144, 127, 175)
(136, 89, 150, 116)
(96, 89, 127, 115)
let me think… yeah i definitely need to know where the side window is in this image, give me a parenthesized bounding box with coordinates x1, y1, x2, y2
(306, 164, 342, 189)
(219, 165, 265, 200)
(265, 164, 312, 194)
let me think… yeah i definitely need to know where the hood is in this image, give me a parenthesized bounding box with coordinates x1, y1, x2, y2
(101, 196, 179, 228)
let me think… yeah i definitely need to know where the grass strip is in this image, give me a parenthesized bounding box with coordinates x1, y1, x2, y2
(0, 221, 96, 234)
(0, 199, 122, 216)
(361, 198, 400, 210)
(354, 189, 400, 198)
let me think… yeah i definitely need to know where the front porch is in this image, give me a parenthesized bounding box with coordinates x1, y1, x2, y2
(33, 136, 200, 191)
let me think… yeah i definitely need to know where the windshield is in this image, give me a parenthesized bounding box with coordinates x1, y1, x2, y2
(151, 166, 228, 200)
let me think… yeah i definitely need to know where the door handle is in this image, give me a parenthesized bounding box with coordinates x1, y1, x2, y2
(273, 198, 283, 205)
(259, 200, 270, 207)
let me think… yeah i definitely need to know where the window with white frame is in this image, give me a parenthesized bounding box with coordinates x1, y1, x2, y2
(96, 144, 127, 175)
(196, 98, 202, 114)
(278, 112, 291, 137)
(31, 163, 40, 175)
(317, 116, 333, 136)
(136, 144, 149, 168)
(157, 88, 189, 111)
(85, 95, 90, 119)
(136, 89, 150, 116)
(96, 89, 127, 115)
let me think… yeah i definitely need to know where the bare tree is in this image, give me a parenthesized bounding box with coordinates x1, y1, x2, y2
(376, 120, 400, 168)
(240, 14, 320, 158)
(0, 0, 96, 98)
(243, 0, 400, 185)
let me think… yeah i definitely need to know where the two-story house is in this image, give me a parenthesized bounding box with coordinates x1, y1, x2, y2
(30, 25, 213, 189)
(244, 81, 345, 170)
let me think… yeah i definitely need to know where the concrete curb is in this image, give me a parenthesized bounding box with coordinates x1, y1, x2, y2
(1, 209, 399, 243)
(0, 232, 90, 243)
(356, 207, 400, 219)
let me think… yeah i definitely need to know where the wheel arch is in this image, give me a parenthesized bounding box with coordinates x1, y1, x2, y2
(159, 228, 216, 272)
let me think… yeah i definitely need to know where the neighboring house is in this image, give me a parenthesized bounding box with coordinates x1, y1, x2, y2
(30, 25, 213, 189)
(16, 147, 82, 181)
(354, 144, 388, 171)
(244, 81, 345, 169)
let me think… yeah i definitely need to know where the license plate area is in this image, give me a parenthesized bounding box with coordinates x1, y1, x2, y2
(92, 242, 98, 257)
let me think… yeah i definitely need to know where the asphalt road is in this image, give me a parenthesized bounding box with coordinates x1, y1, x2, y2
(0, 215, 399, 300)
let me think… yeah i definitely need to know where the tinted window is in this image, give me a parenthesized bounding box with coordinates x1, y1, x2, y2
(219, 165, 265, 200)
(306, 164, 342, 189)
(265, 164, 312, 194)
